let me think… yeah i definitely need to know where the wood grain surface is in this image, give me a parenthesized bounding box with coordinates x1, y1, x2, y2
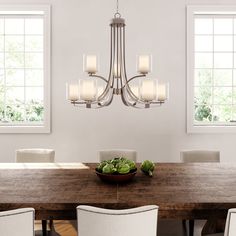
(0, 163, 235, 220)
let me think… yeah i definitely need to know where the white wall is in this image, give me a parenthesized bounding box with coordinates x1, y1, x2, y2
(0, 0, 236, 163)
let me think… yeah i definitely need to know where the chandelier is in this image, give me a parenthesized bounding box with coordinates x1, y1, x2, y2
(66, 0, 169, 109)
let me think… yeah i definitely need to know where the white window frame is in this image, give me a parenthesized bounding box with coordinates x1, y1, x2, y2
(0, 5, 51, 133)
(187, 5, 236, 133)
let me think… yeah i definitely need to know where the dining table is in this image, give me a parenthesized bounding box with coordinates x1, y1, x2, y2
(0, 162, 235, 221)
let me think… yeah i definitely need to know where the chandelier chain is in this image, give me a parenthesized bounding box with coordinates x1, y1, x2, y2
(116, 0, 119, 13)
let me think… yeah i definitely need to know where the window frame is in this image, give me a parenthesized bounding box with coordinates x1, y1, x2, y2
(187, 5, 236, 133)
(0, 4, 51, 133)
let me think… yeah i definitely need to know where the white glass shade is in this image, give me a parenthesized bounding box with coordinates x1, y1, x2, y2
(140, 79, 156, 101)
(83, 55, 98, 74)
(137, 55, 151, 74)
(157, 82, 169, 101)
(67, 83, 79, 101)
(79, 79, 97, 101)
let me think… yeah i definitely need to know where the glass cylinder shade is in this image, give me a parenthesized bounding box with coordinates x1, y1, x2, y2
(140, 79, 157, 101)
(83, 54, 98, 74)
(79, 79, 97, 101)
(137, 55, 152, 74)
(157, 82, 169, 102)
(66, 83, 79, 101)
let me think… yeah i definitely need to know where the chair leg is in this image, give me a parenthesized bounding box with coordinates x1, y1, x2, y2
(42, 220, 47, 236)
(189, 219, 194, 236)
(182, 219, 188, 236)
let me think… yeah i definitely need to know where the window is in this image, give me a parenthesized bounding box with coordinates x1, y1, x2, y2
(0, 5, 50, 133)
(187, 6, 236, 133)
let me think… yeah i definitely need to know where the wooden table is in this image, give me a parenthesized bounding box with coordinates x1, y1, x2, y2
(0, 162, 235, 220)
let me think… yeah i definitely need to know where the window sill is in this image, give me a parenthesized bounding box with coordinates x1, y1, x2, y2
(187, 124, 236, 134)
(0, 125, 50, 134)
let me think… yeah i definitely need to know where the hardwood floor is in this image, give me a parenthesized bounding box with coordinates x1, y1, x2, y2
(35, 220, 77, 236)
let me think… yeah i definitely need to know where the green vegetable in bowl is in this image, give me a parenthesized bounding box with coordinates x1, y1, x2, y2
(117, 163, 130, 174)
(96, 157, 137, 175)
(102, 163, 116, 174)
(124, 159, 136, 171)
(97, 161, 108, 172)
(141, 160, 155, 177)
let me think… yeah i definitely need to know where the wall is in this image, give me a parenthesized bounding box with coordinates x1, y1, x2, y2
(0, 0, 236, 163)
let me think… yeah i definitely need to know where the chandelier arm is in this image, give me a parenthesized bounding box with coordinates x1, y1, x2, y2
(121, 25, 128, 83)
(121, 89, 153, 109)
(120, 88, 132, 106)
(116, 25, 119, 89)
(97, 25, 115, 101)
(126, 74, 146, 84)
(119, 25, 124, 88)
(121, 88, 150, 108)
(89, 74, 108, 83)
(111, 26, 116, 88)
(70, 101, 87, 105)
(98, 89, 114, 107)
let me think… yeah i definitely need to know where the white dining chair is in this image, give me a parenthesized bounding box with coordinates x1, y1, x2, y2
(180, 150, 220, 163)
(16, 148, 55, 163)
(77, 205, 158, 236)
(0, 208, 34, 236)
(98, 149, 137, 162)
(205, 208, 236, 236)
(15, 148, 55, 236)
(180, 150, 220, 236)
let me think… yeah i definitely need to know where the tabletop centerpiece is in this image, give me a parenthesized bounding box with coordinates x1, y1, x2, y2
(95, 157, 137, 183)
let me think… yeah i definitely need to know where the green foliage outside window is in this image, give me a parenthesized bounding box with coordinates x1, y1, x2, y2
(0, 85, 43, 123)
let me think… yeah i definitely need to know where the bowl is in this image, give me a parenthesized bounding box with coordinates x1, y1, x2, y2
(95, 169, 137, 183)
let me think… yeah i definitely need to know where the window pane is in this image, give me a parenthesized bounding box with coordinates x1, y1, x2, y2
(6, 69, 24, 86)
(194, 86, 212, 104)
(214, 36, 233, 52)
(195, 36, 213, 52)
(213, 105, 232, 122)
(214, 69, 232, 86)
(194, 104, 213, 122)
(234, 54, 236, 68)
(5, 104, 25, 122)
(25, 36, 43, 52)
(5, 19, 24, 35)
(0, 69, 4, 86)
(26, 102, 44, 122)
(0, 36, 4, 51)
(234, 70, 236, 86)
(5, 36, 24, 52)
(6, 87, 24, 104)
(25, 19, 43, 35)
(214, 53, 233, 68)
(25, 87, 43, 103)
(195, 18, 213, 34)
(233, 88, 236, 104)
(25, 53, 43, 68)
(195, 69, 212, 86)
(0, 19, 4, 34)
(5, 52, 24, 68)
(213, 87, 232, 105)
(195, 53, 213, 68)
(214, 19, 233, 34)
(25, 69, 43, 86)
(0, 53, 4, 68)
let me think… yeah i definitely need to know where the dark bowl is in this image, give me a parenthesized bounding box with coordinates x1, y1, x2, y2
(95, 169, 137, 183)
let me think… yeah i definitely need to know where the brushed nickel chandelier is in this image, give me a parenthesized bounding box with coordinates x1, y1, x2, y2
(67, 0, 169, 109)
